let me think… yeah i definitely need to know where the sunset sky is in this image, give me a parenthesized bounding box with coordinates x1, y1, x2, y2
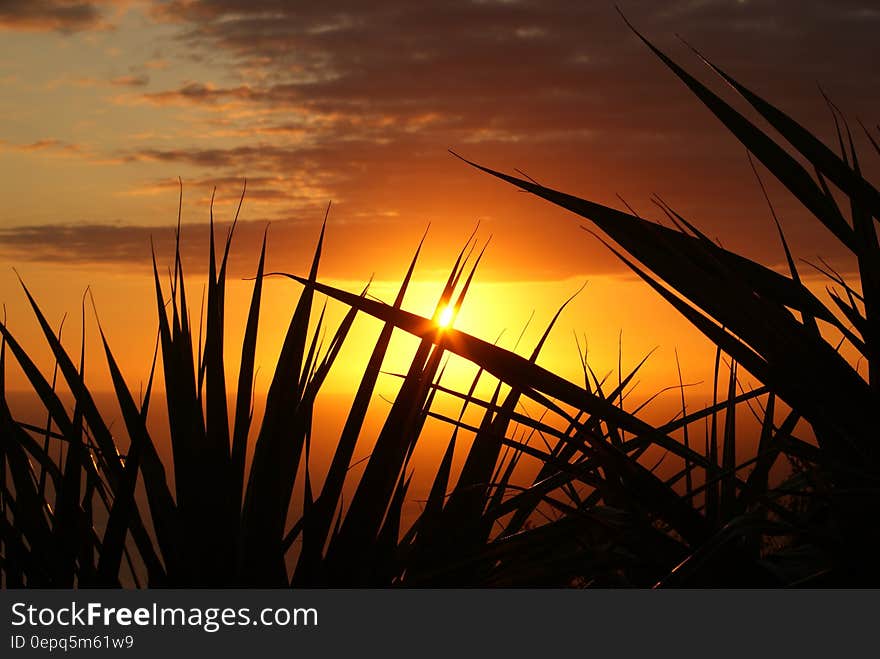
(1, 0, 878, 404)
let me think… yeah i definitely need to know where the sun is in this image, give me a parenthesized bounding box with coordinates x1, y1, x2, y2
(437, 303, 455, 329)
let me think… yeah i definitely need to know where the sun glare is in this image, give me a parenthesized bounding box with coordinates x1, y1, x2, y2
(437, 304, 455, 329)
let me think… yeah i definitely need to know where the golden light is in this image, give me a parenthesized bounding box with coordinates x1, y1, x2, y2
(437, 303, 455, 329)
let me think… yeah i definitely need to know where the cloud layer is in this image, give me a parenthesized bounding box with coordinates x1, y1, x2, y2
(0, 0, 104, 32)
(2, 1, 878, 279)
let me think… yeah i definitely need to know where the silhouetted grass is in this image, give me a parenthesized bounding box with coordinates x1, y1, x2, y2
(459, 15, 880, 585)
(5, 15, 876, 586)
(1, 186, 778, 587)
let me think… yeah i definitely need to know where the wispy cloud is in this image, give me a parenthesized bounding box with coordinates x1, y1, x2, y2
(119, 174, 333, 210)
(0, 216, 504, 281)
(0, 0, 106, 33)
(0, 219, 282, 275)
(0, 138, 86, 157)
(0, 138, 123, 164)
(110, 73, 150, 87)
(46, 73, 150, 89)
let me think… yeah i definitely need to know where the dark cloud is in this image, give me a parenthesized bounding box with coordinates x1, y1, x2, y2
(0, 0, 103, 32)
(110, 74, 150, 87)
(0, 138, 86, 157)
(11, 1, 879, 278)
(142, 81, 237, 104)
(147, 1, 879, 115)
(0, 219, 333, 278)
(138, 1, 879, 222)
(0, 215, 574, 283)
(126, 175, 336, 209)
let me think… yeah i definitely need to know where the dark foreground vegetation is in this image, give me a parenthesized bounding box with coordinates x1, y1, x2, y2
(2, 22, 878, 587)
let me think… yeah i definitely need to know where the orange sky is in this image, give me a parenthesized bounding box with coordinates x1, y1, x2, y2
(1, 0, 878, 405)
